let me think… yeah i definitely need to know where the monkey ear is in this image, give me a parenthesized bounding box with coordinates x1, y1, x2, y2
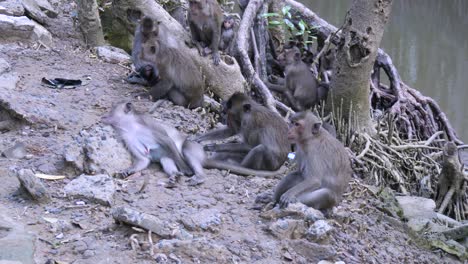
(311, 122, 322, 134)
(124, 102, 133, 113)
(243, 103, 252, 113)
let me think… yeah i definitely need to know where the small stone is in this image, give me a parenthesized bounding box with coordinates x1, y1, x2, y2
(283, 251, 293, 261)
(2, 141, 26, 159)
(269, 219, 307, 239)
(307, 220, 333, 242)
(96, 46, 131, 65)
(16, 169, 50, 202)
(82, 249, 95, 259)
(55, 233, 64, 239)
(73, 240, 88, 253)
(0, 57, 11, 74)
(154, 253, 168, 263)
(64, 174, 115, 206)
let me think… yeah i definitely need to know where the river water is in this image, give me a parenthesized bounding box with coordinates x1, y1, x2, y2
(303, 0, 468, 142)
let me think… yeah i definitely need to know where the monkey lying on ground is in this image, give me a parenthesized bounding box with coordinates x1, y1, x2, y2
(267, 47, 329, 111)
(136, 17, 204, 109)
(188, 0, 223, 65)
(196, 93, 290, 171)
(102, 102, 282, 187)
(272, 111, 351, 210)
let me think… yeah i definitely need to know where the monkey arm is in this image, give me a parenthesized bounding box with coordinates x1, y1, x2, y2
(204, 142, 252, 153)
(150, 79, 173, 100)
(194, 126, 235, 142)
(210, 21, 221, 65)
(189, 22, 204, 55)
(132, 31, 143, 69)
(266, 82, 286, 93)
(284, 90, 303, 111)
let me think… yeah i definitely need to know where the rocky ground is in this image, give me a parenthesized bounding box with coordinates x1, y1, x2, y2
(0, 0, 465, 263)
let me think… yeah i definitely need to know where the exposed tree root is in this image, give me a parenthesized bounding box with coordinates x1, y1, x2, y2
(236, 0, 279, 113)
(284, 0, 461, 144)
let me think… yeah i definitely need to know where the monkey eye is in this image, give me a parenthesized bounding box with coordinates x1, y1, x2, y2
(150, 46, 156, 54)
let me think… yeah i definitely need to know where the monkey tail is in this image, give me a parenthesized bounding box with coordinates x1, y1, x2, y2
(204, 159, 285, 178)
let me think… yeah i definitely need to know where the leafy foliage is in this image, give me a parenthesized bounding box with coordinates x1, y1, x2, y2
(262, 5, 317, 50)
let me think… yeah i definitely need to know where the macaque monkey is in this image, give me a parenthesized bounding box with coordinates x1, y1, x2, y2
(267, 47, 329, 111)
(272, 112, 351, 210)
(138, 17, 204, 109)
(102, 102, 282, 186)
(219, 16, 236, 54)
(101, 101, 197, 186)
(196, 93, 290, 171)
(188, 0, 223, 65)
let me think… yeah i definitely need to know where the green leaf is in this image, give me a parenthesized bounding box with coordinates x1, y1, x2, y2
(298, 20, 306, 32)
(269, 20, 283, 25)
(282, 5, 291, 16)
(283, 19, 295, 30)
(262, 13, 280, 18)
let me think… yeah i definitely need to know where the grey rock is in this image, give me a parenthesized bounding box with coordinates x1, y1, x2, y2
(396, 195, 436, 232)
(82, 249, 96, 259)
(16, 168, 51, 202)
(96, 46, 131, 65)
(0, 205, 36, 264)
(2, 141, 26, 159)
(0, 14, 52, 46)
(180, 209, 222, 233)
(112, 206, 173, 238)
(0, 57, 11, 75)
(30, 20, 52, 46)
(22, 0, 57, 24)
(307, 220, 333, 242)
(64, 126, 132, 175)
(155, 238, 230, 263)
(268, 218, 307, 239)
(0, 0, 25, 16)
(64, 174, 115, 206)
(288, 239, 336, 262)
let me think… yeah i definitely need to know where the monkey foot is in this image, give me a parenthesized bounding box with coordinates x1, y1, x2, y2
(186, 176, 205, 186)
(166, 173, 182, 188)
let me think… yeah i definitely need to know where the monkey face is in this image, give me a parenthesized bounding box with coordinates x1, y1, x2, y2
(101, 102, 133, 126)
(223, 19, 234, 29)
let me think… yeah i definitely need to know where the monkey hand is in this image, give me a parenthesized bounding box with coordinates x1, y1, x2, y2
(212, 52, 221, 66)
(203, 144, 217, 152)
(279, 192, 298, 208)
(268, 75, 278, 83)
(118, 168, 135, 178)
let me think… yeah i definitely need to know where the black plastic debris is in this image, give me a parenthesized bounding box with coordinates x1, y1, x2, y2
(41, 77, 82, 89)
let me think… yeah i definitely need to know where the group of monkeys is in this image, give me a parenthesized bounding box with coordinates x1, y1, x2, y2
(102, 0, 352, 211)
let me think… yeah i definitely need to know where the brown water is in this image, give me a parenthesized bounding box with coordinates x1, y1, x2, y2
(304, 0, 468, 142)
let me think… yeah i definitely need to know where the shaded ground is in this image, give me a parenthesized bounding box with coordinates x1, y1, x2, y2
(0, 1, 462, 263)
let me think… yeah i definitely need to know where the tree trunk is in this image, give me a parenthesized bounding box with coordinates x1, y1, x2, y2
(328, 0, 393, 132)
(110, 0, 246, 100)
(77, 0, 105, 47)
